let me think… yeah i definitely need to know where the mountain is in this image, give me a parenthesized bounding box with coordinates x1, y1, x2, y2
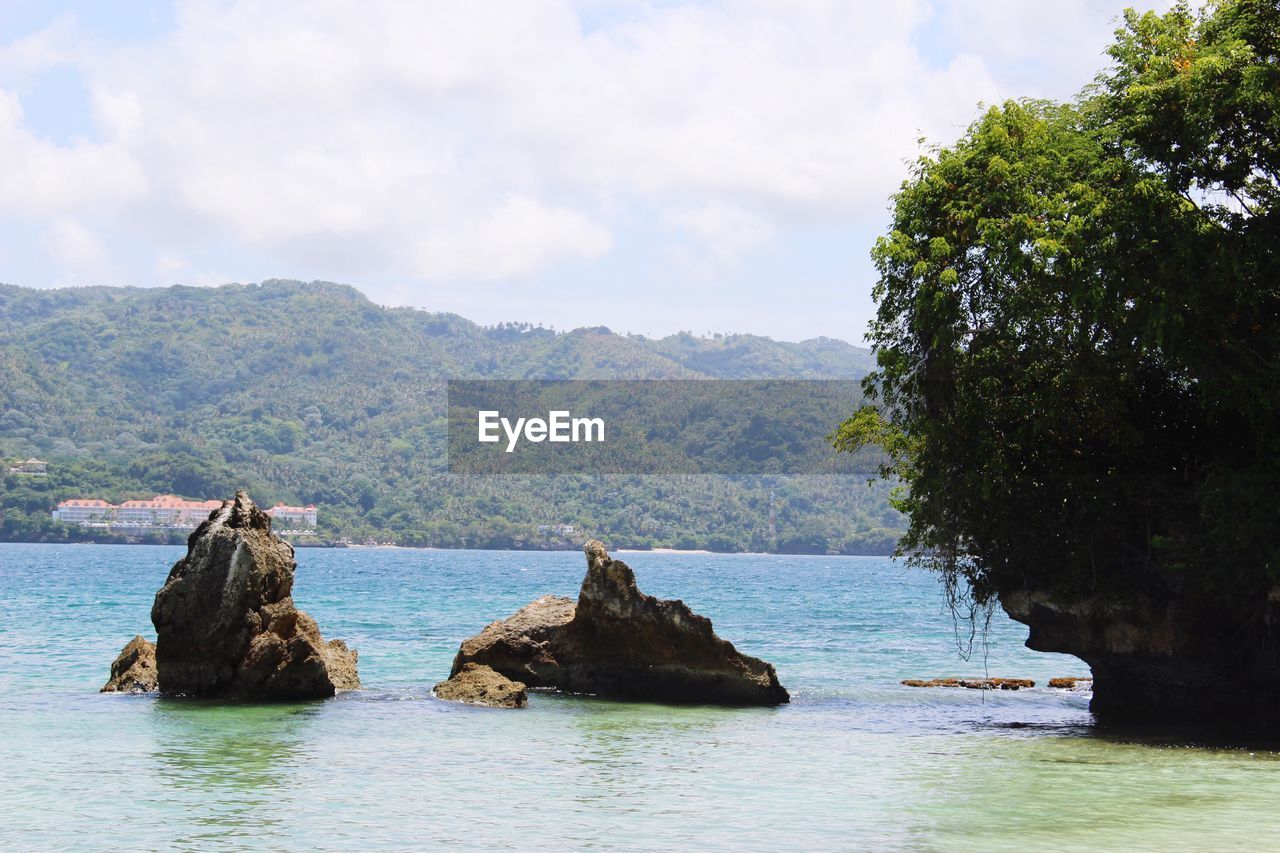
(0, 280, 900, 552)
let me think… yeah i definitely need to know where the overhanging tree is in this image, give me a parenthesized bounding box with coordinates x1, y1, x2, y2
(836, 0, 1278, 617)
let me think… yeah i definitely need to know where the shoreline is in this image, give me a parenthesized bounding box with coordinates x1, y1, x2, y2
(615, 547, 713, 555)
(0, 539, 898, 558)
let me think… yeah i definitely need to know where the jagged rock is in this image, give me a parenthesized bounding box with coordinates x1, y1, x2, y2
(1001, 588, 1280, 725)
(150, 490, 359, 699)
(434, 663, 528, 708)
(101, 635, 158, 693)
(901, 677, 1034, 690)
(450, 540, 789, 706)
(1048, 677, 1092, 690)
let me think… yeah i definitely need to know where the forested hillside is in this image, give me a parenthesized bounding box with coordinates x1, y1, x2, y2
(0, 280, 899, 552)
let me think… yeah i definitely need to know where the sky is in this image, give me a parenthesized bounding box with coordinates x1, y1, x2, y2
(0, 0, 1177, 343)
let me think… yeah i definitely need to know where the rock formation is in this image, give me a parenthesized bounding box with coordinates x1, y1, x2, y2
(449, 540, 789, 706)
(1048, 677, 1092, 690)
(1001, 588, 1280, 725)
(434, 663, 528, 708)
(901, 677, 1034, 690)
(453, 594, 576, 686)
(101, 635, 158, 693)
(150, 490, 359, 699)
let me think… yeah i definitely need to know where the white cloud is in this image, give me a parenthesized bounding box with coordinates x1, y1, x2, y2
(409, 196, 613, 281)
(0, 87, 145, 216)
(0, 12, 80, 77)
(154, 250, 187, 280)
(664, 201, 775, 274)
(0, 0, 1172, 334)
(42, 217, 109, 278)
(927, 0, 1184, 97)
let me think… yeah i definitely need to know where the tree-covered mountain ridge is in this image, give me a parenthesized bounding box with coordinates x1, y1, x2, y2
(0, 279, 900, 552)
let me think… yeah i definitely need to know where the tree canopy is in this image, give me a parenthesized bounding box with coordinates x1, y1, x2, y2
(835, 0, 1278, 607)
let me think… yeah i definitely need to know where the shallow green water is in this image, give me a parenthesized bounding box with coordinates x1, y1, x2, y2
(2, 544, 1276, 850)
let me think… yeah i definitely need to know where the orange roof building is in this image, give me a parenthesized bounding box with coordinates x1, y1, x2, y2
(54, 495, 317, 530)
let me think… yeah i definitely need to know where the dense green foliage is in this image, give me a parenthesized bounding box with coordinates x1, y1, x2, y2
(0, 280, 899, 553)
(835, 0, 1278, 603)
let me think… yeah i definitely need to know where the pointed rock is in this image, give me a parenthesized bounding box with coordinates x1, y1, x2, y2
(450, 540, 789, 706)
(150, 490, 359, 699)
(101, 635, 158, 693)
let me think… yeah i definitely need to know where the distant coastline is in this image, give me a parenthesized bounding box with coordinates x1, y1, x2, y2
(0, 537, 897, 557)
(0, 281, 902, 560)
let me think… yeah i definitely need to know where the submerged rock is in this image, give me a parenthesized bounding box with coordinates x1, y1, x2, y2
(101, 635, 158, 693)
(450, 540, 789, 706)
(150, 491, 359, 699)
(901, 677, 1034, 690)
(434, 663, 528, 708)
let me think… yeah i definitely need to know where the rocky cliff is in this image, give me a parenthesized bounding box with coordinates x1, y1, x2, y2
(1001, 587, 1280, 726)
(449, 540, 789, 706)
(150, 490, 359, 699)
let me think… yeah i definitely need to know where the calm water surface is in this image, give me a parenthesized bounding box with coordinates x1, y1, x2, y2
(1, 544, 1276, 850)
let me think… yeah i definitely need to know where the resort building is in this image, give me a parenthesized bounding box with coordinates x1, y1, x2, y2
(115, 495, 224, 526)
(51, 499, 113, 524)
(265, 502, 318, 529)
(52, 495, 317, 532)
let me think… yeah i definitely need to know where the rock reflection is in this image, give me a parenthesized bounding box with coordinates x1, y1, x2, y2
(148, 698, 321, 844)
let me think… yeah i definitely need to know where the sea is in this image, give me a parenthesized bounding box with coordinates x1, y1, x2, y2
(2, 543, 1277, 851)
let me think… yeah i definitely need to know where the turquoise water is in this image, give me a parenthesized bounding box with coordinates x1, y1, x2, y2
(2, 543, 1278, 850)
